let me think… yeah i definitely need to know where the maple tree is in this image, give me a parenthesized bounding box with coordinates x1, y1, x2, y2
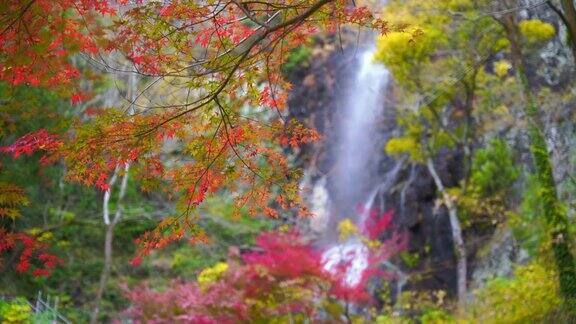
(0, 0, 391, 261)
(0, 0, 112, 92)
(0, 137, 63, 277)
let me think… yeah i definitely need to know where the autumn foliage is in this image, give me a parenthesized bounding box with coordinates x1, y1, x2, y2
(0, 228, 64, 278)
(0, 0, 113, 93)
(0, 163, 64, 277)
(0, 129, 62, 163)
(0, 0, 393, 261)
(0, 129, 64, 276)
(122, 209, 406, 322)
(0, 0, 401, 299)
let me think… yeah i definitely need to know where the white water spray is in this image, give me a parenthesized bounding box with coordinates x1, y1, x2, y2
(322, 47, 397, 286)
(323, 241, 369, 287)
(320, 33, 408, 298)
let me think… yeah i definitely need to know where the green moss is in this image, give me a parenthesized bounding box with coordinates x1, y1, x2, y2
(281, 46, 312, 75)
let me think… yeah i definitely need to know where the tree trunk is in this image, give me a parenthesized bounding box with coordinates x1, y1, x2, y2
(90, 71, 136, 323)
(90, 223, 115, 324)
(500, 11, 576, 311)
(461, 78, 477, 192)
(90, 164, 130, 324)
(427, 158, 467, 311)
(560, 0, 576, 60)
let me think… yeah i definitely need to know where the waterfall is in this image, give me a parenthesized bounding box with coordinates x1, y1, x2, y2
(330, 48, 389, 221)
(320, 41, 408, 297)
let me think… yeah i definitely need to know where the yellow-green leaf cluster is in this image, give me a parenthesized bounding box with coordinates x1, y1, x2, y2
(374, 28, 440, 89)
(519, 19, 556, 44)
(494, 60, 512, 78)
(337, 218, 358, 241)
(0, 182, 29, 220)
(468, 263, 561, 323)
(385, 136, 424, 162)
(197, 262, 229, 286)
(0, 298, 32, 323)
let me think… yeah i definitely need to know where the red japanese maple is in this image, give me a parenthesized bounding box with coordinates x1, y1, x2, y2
(0, 129, 62, 162)
(0, 229, 64, 277)
(1, 0, 393, 259)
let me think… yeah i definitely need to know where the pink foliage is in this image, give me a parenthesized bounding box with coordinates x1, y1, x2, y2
(242, 229, 324, 279)
(121, 281, 248, 324)
(362, 209, 394, 240)
(0, 129, 62, 162)
(122, 211, 406, 322)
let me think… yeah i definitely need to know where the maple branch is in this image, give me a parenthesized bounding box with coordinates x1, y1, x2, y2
(133, 40, 254, 137)
(183, 140, 228, 217)
(233, 0, 271, 28)
(215, 97, 266, 181)
(83, 0, 336, 116)
(178, 117, 224, 218)
(0, 0, 36, 36)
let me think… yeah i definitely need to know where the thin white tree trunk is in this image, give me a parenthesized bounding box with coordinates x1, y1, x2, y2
(90, 163, 130, 324)
(90, 219, 114, 324)
(91, 71, 136, 323)
(427, 158, 467, 311)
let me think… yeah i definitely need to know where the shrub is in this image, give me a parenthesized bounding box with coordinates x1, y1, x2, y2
(470, 139, 519, 197)
(468, 263, 561, 323)
(122, 211, 406, 322)
(197, 262, 228, 286)
(0, 298, 32, 323)
(281, 46, 312, 75)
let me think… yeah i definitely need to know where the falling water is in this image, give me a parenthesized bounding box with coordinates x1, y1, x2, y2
(329, 49, 389, 221)
(320, 31, 408, 299)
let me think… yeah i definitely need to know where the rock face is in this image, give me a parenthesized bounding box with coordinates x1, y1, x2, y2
(283, 0, 576, 307)
(470, 228, 528, 290)
(286, 37, 467, 297)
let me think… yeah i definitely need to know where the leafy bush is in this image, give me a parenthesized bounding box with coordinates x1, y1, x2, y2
(282, 46, 312, 75)
(375, 290, 453, 324)
(122, 211, 407, 322)
(453, 139, 518, 224)
(420, 308, 454, 324)
(470, 139, 519, 197)
(123, 230, 336, 322)
(197, 262, 229, 286)
(0, 298, 32, 323)
(468, 263, 561, 323)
